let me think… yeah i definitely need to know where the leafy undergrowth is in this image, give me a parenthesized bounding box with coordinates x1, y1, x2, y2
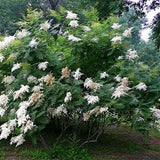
(1, 126, 160, 160)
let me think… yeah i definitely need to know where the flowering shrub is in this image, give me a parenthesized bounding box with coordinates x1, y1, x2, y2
(0, 9, 159, 147)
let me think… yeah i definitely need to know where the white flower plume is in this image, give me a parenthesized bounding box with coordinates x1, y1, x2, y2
(73, 68, 83, 80)
(38, 61, 48, 71)
(111, 23, 121, 29)
(11, 63, 21, 72)
(68, 35, 81, 42)
(66, 10, 78, 19)
(69, 20, 79, 27)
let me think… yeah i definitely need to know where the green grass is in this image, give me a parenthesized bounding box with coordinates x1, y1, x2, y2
(151, 129, 160, 138)
(0, 151, 6, 160)
(87, 130, 145, 154)
(20, 149, 50, 160)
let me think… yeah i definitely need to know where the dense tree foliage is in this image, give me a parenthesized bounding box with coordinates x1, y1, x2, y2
(1, 0, 160, 49)
(0, 0, 28, 34)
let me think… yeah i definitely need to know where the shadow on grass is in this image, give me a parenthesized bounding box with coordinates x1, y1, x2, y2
(1, 127, 160, 160)
(87, 129, 145, 155)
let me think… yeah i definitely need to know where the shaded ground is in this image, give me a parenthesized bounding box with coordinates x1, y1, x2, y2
(1, 126, 160, 160)
(87, 126, 160, 160)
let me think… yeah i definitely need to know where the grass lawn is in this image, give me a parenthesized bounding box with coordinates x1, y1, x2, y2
(1, 126, 160, 160)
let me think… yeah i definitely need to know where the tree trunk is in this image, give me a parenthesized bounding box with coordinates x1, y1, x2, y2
(48, 0, 60, 10)
(48, 0, 60, 40)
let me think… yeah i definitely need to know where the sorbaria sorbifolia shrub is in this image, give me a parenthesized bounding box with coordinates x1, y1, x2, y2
(0, 9, 159, 147)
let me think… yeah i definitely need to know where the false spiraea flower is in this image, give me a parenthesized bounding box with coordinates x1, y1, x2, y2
(44, 73, 55, 85)
(66, 10, 78, 19)
(68, 35, 82, 42)
(64, 92, 72, 103)
(38, 61, 48, 71)
(73, 68, 83, 80)
(84, 94, 100, 105)
(61, 67, 71, 78)
(111, 23, 121, 29)
(69, 20, 79, 27)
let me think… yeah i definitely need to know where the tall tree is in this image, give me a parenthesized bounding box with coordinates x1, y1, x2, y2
(0, 0, 29, 34)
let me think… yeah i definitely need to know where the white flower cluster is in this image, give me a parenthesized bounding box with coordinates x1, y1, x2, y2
(73, 68, 83, 80)
(16, 101, 30, 126)
(111, 36, 122, 44)
(123, 27, 133, 37)
(111, 23, 121, 29)
(84, 78, 102, 91)
(38, 61, 48, 71)
(114, 75, 121, 82)
(111, 24, 134, 45)
(68, 35, 81, 42)
(84, 94, 100, 105)
(0, 94, 9, 117)
(135, 82, 147, 91)
(150, 107, 160, 131)
(64, 92, 72, 103)
(0, 94, 9, 106)
(0, 99, 35, 146)
(83, 106, 109, 121)
(13, 85, 30, 100)
(66, 10, 78, 19)
(27, 75, 38, 84)
(112, 77, 131, 99)
(0, 36, 15, 50)
(66, 10, 83, 42)
(29, 38, 38, 48)
(40, 21, 51, 31)
(150, 107, 160, 119)
(126, 49, 139, 61)
(11, 63, 21, 72)
(10, 134, 25, 147)
(67, 11, 78, 27)
(100, 72, 109, 79)
(112, 75, 147, 99)
(100, 107, 109, 113)
(83, 26, 91, 32)
(0, 119, 17, 140)
(54, 104, 67, 116)
(0, 107, 6, 117)
(0, 53, 4, 62)
(69, 20, 79, 27)
(17, 29, 30, 39)
(32, 85, 43, 92)
(29, 91, 43, 105)
(67, 10, 79, 27)
(118, 56, 123, 60)
(2, 76, 15, 84)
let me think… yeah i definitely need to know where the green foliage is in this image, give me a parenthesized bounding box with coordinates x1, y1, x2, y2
(20, 139, 93, 160)
(20, 149, 50, 160)
(0, 0, 51, 34)
(0, 7, 159, 150)
(152, 14, 160, 49)
(59, 10, 127, 76)
(88, 0, 127, 19)
(0, 0, 28, 34)
(50, 139, 93, 160)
